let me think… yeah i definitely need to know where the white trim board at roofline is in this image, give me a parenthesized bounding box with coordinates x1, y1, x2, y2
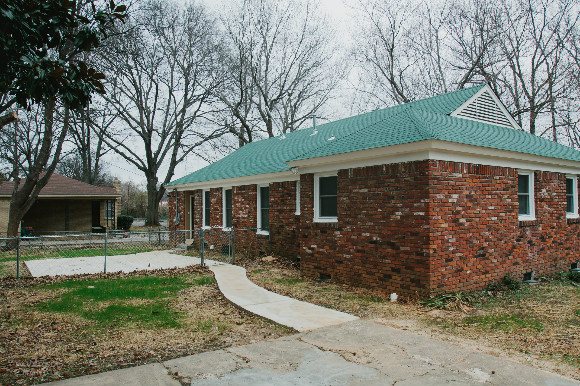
(170, 140, 580, 191)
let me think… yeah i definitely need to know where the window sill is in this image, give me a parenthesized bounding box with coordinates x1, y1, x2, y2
(256, 230, 269, 235)
(314, 217, 338, 223)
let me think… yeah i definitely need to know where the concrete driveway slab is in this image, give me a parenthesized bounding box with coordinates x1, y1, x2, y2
(38, 363, 180, 386)
(25, 251, 202, 277)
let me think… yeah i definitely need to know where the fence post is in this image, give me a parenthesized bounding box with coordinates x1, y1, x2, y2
(231, 229, 235, 265)
(199, 228, 204, 266)
(104, 230, 108, 273)
(16, 236, 20, 279)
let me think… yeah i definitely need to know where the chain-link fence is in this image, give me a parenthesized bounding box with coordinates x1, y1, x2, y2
(0, 228, 261, 278)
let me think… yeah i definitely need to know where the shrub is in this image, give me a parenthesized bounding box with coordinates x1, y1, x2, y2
(117, 215, 134, 231)
(568, 271, 580, 283)
(486, 274, 521, 293)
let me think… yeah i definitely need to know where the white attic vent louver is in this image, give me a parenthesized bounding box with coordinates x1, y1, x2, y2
(452, 87, 517, 129)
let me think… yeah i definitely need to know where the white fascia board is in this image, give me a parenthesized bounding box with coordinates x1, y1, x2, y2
(287, 139, 580, 175)
(450, 84, 522, 131)
(172, 171, 299, 191)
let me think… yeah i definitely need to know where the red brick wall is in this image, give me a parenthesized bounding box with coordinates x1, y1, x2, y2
(175, 159, 579, 297)
(168, 190, 185, 230)
(231, 184, 269, 256)
(428, 161, 580, 293)
(299, 161, 432, 297)
(270, 181, 300, 259)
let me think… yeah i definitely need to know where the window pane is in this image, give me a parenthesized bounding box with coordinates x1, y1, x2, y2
(567, 178, 574, 195)
(260, 187, 269, 209)
(518, 175, 529, 194)
(518, 194, 530, 215)
(320, 196, 337, 217)
(567, 196, 574, 213)
(320, 176, 337, 196)
(204, 191, 210, 226)
(225, 189, 232, 227)
(261, 208, 269, 230)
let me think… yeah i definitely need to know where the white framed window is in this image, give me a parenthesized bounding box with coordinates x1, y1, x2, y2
(566, 175, 579, 218)
(105, 200, 114, 219)
(314, 173, 338, 223)
(257, 185, 269, 234)
(223, 187, 233, 228)
(295, 181, 300, 215)
(518, 170, 535, 221)
(202, 189, 211, 228)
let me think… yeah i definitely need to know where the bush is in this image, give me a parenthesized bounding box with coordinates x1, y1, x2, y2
(486, 274, 521, 293)
(117, 215, 134, 231)
(568, 271, 580, 283)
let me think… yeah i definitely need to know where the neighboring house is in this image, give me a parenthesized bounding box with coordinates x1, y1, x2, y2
(167, 84, 580, 297)
(0, 173, 121, 235)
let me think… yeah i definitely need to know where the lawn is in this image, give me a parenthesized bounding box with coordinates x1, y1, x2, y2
(246, 258, 580, 380)
(0, 266, 292, 386)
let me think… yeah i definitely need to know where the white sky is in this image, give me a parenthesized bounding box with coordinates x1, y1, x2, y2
(104, 0, 358, 187)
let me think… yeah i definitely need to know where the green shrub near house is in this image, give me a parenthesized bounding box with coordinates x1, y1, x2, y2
(117, 215, 134, 230)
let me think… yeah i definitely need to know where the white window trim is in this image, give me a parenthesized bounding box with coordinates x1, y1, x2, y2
(314, 172, 338, 223)
(202, 189, 211, 229)
(257, 184, 269, 235)
(566, 175, 579, 219)
(518, 170, 536, 221)
(295, 181, 301, 215)
(222, 187, 233, 230)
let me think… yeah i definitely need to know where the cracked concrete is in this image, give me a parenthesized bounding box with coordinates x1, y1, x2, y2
(39, 320, 580, 386)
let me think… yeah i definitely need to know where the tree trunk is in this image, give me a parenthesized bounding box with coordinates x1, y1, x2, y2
(145, 179, 161, 226)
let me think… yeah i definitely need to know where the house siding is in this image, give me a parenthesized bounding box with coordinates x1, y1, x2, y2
(428, 160, 580, 294)
(172, 159, 580, 297)
(299, 161, 432, 297)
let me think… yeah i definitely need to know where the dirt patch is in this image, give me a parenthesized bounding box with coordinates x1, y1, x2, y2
(0, 266, 292, 386)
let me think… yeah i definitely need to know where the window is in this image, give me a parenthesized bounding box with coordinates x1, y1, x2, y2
(105, 200, 114, 219)
(314, 174, 338, 222)
(566, 175, 578, 218)
(518, 171, 535, 220)
(295, 181, 300, 215)
(257, 185, 269, 233)
(203, 190, 210, 227)
(223, 188, 232, 228)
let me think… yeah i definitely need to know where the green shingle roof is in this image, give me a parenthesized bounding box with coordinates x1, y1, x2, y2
(167, 84, 580, 186)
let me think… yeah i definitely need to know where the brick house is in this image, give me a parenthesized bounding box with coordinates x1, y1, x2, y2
(167, 84, 580, 297)
(0, 173, 121, 235)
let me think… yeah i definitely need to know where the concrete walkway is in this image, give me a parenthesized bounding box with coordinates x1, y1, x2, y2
(40, 319, 580, 386)
(208, 264, 358, 331)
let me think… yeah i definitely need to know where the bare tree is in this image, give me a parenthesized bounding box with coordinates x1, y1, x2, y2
(495, 0, 579, 135)
(99, 0, 223, 225)
(56, 102, 114, 185)
(353, 0, 580, 141)
(217, 0, 342, 145)
(352, 0, 501, 108)
(0, 101, 70, 237)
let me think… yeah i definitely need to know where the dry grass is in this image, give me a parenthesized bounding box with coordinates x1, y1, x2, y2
(245, 257, 580, 380)
(0, 266, 292, 386)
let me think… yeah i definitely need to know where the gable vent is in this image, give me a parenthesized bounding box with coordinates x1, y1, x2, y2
(455, 90, 513, 128)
